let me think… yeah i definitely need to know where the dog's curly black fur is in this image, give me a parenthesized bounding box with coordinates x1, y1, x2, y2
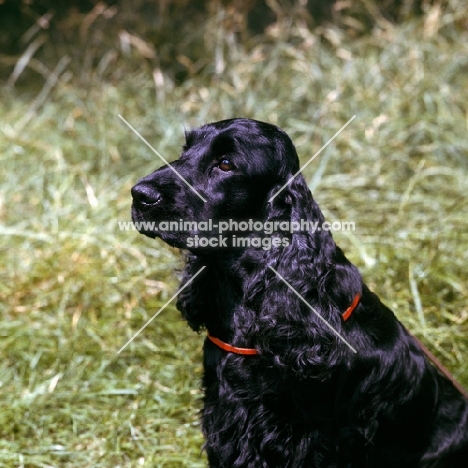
(131, 118, 468, 467)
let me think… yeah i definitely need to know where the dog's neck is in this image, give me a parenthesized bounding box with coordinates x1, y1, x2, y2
(189, 248, 258, 341)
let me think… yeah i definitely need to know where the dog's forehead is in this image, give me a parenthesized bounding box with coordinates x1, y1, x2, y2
(182, 118, 299, 175)
(184, 118, 278, 151)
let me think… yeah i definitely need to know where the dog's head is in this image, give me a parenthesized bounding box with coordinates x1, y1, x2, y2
(131, 118, 303, 251)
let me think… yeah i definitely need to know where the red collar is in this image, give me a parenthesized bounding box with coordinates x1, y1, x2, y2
(207, 333, 259, 355)
(207, 293, 361, 355)
(342, 292, 361, 321)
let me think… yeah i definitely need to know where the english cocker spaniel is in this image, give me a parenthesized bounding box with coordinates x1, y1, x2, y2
(131, 118, 468, 467)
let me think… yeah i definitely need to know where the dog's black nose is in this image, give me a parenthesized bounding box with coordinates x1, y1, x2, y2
(131, 183, 162, 207)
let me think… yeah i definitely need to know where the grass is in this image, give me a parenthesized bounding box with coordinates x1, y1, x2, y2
(1, 1, 468, 466)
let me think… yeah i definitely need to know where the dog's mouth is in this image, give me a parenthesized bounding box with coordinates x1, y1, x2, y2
(131, 203, 201, 250)
(131, 205, 158, 239)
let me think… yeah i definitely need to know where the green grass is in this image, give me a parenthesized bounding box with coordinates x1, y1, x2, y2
(1, 2, 468, 466)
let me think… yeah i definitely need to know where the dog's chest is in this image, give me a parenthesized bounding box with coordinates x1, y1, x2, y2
(204, 347, 336, 422)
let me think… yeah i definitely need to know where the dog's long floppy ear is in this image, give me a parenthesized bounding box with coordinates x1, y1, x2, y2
(245, 173, 362, 379)
(176, 254, 209, 332)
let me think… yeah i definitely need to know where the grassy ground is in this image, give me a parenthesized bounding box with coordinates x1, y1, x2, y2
(1, 1, 468, 467)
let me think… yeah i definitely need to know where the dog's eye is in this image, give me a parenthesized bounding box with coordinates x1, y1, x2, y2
(218, 158, 233, 171)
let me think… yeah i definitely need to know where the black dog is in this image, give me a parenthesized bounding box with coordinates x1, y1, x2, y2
(131, 118, 468, 467)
